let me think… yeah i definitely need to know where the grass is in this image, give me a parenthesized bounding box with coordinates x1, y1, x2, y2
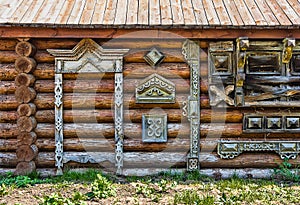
(1, 166, 300, 204)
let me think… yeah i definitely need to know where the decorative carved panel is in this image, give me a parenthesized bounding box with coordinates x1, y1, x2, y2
(48, 39, 128, 175)
(142, 114, 167, 143)
(136, 73, 175, 103)
(218, 141, 300, 160)
(143, 48, 165, 67)
(243, 114, 300, 133)
(208, 38, 300, 107)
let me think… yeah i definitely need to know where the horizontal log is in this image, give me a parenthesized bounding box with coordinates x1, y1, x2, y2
(34, 123, 190, 138)
(0, 39, 18, 50)
(30, 38, 185, 50)
(0, 81, 16, 94)
(0, 111, 18, 122)
(0, 123, 19, 138)
(34, 137, 190, 152)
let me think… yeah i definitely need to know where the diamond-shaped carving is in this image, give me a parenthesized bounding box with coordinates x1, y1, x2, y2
(142, 114, 167, 143)
(266, 117, 282, 129)
(247, 117, 263, 129)
(286, 117, 300, 129)
(144, 48, 165, 67)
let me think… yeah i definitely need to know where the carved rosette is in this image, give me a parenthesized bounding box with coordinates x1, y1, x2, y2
(182, 40, 201, 171)
(48, 39, 128, 175)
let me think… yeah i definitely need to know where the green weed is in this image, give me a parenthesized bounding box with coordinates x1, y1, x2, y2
(174, 190, 215, 205)
(273, 158, 300, 182)
(38, 192, 87, 205)
(86, 173, 116, 199)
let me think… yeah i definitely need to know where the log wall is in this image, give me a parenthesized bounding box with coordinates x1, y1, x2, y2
(1, 37, 300, 176)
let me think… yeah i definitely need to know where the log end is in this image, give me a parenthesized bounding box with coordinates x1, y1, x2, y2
(15, 41, 36, 57)
(14, 161, 36, 175)
(16, 144, 38, 162)
(15, 57, 37, 73)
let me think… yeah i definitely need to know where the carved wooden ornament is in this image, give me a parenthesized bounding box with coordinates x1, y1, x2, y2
(182, 40, 201, 171)
(48, 39, 128, 175)
(142, 114, 167, 143)
(136, 73, 175, 103)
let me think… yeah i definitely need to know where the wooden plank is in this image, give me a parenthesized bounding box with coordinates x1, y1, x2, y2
(0, 0, 19, 23)
(79, 0, 97, 24)
(42, 0, 66, 24)
(222, 0, 243, 26)
(125, 0, 138, 25)
(137, 0, 148, 24)
(202, 0, 220, 25)
(91, 0, 107, 24)
(191, 0, 208, 25)
(170, 0, 184, 25)
(55, 0, 76, 24)
(212, 0, 231, 25)
(287, 0, 300, 23)
(181, 0, 197, 25)
(233, 0, 255, 25)
(149, 0, 161, 25)
(19, 0, 45, 24)
(266, 0, 292, 25)
(32, 0, 55, 23)
(8, 0, 34, 23)
(1, 27, 300, 39)
(243, 0, 268, 25)
(276, 0, 300, 24)
(67, 0, 87, 24)
(102, 0, 118, 24)
(255, 0, 279, 26)
(160, 0, 173, 25)
(114, 0, 128, 25)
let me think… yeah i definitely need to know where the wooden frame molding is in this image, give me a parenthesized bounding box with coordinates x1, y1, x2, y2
(182, 40, 201, 171)
(48, 39, 128, 175)
(218, 141, 300, 160)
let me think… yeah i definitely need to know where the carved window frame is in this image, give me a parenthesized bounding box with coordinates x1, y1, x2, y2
(48, 39, 128, 175)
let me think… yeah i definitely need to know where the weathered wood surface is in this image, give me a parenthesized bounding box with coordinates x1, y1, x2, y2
(16, 144, 38, 162)
(16, 116, 37, 132)
(1, 78, 209, 94)
(15, 73, 35, 87)
(15, 161, 36, 175)
(15, 56, 37, 73)
(17, 132, 37, 146)
(0, 63, 198, 80)
(17, 103, 36, 116)
(15, 41, 36, 57)
(15, 86, 36, 103)
(2, 151, 299, 169)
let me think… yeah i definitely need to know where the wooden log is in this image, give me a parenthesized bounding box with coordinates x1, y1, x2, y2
(15, 86, 36, 103)
(0, 95, 19, 110)
(15, 57, 37, 73)
(14, 161, 36, 175)
(15, 41, 36, 57)
(34, 78, 190, 93)
(200, 109, 243, 123)
(15, 73, 35, 87)
(16, 144, 38, 162)
(0, 123, 19, 138)
(0, 81, 16, 94)
(17, 116, 37, 132)
(0, 111, 18, 122)
(34, 123, 190, 138)
(17, 131, 37, 145)
(0, 39, 18, 50)
(0, 64, 18, 80)
(17, 103, 36, 116)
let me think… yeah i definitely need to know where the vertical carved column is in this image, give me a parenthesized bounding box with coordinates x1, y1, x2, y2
(114, 72, 124, 175)
(182, 40, 201, 171)
(14, 39, 38, 175)
(54, 73, 63, 175)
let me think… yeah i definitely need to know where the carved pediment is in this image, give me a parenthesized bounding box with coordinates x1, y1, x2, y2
(136, 73, 175, 103)
(47, 39, 129, 73)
